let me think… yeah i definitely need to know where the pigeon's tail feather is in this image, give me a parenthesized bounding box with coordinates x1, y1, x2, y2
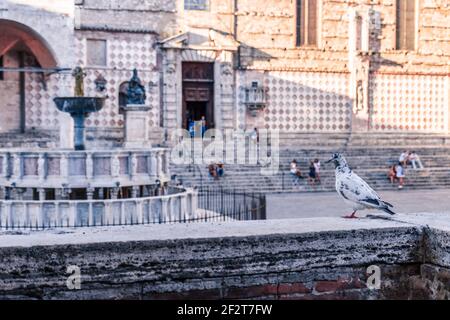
(382, 200, 394, 208)
(381, 206, 396, 215)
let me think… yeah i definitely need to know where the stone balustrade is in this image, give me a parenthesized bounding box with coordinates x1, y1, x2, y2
(0, 187, 198, 228)
(0, 148, 170, 188)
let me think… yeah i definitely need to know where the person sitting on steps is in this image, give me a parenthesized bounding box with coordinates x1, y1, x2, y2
(388, 164, 397, 185)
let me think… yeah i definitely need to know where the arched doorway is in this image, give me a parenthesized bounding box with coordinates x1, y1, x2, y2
(0, 19, 57, 133)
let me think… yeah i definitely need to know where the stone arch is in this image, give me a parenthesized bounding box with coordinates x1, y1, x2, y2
(0, 19, 58, 68)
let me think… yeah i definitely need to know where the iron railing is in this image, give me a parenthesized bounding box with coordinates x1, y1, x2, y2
(196, 187, 266, 222)
(0, 187, 266, 230)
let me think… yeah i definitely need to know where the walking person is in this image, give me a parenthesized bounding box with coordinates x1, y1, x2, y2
(290, 159, 303, 187)
(308, 160, 317, 186)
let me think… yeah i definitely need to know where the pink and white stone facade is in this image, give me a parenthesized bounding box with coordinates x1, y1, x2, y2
(0, 0, 449, 144)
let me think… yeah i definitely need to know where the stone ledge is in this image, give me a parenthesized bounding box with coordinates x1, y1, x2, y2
(0, 213, 448, 299)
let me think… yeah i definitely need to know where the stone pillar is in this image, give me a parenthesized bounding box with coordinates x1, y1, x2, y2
(123, 104, 151, 148)
(37, 188, 46, 201)
(131, 186, 139, 198)
(180, 194, 187, 221)
(348, 8, 372, 133)
(163, 151, 170, 177)
(86, 186, 95, 200)
(59, 112, 74, 149)
(111, 154, 120, 178)
(12, 153, 21, 180)
(161, 198, 169, 222)
(130, 153, 138, 180)
(111, 187, 120, 200)
(162, 48, 180, 143)
(150, 152, 157, 178)
(98, 188, 105, 200)
(60, 187, 71, 200)
(38, 153, 46, 181)
(86, 152, 94, 179)
(60, 154, 69, 180)
(1, 153, 9, 179)
(156, 151, 163, 178)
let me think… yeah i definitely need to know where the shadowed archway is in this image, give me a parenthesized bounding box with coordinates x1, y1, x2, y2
(0, 19, 58, 69)
(0, 19, 58, 133)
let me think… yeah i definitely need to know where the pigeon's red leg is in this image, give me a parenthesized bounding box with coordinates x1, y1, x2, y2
(342, 211, 358, 219)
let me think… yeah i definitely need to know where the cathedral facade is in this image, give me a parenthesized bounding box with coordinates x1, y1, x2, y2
(0, 0, 449, 145)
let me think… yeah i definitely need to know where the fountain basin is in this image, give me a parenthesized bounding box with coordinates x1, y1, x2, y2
(53, 97, 105, 150)
(53, 97, 105, 115)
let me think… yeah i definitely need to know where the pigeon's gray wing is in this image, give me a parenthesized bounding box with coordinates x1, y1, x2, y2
(338, 171, 384, 208)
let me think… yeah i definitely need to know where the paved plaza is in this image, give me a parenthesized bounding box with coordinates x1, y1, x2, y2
(267, 188, 450, 219)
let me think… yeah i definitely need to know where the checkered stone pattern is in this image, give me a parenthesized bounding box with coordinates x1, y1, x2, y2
(74, 32, 160, 129)
(370, 74, 448, 132)
(261, 71, 352, 132)
(25, 73, 72, 130)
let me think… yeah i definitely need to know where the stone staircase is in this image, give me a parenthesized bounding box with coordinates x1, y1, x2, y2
(170, 133, 450, 193)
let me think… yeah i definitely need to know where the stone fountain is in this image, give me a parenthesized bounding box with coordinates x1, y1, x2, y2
(0, 68, 200, 229)
(53, 67, 105, 150)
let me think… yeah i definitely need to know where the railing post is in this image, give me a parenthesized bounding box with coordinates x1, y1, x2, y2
(136, 200, 143, 224)
(120, 201, 125, 225)
(8, 201, 14, 228)
(104, 201, 112, 225)
(180, 193, 187, 221)
(69, 202, 76, 227)
(160, 198, 169, 223)
(88, 201, 93, 226)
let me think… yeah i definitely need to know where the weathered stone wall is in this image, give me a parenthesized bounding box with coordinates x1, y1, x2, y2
(0, 214, 448, 300)
(0, 51, 20, 132)
(1, 0, 449, 137)
(74, 0, 177, 37)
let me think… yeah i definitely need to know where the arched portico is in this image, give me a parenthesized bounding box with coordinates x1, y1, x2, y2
(0, 19, 58, 133)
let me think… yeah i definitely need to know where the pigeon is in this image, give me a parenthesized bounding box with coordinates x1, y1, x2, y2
(325, 153, 396, 218)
